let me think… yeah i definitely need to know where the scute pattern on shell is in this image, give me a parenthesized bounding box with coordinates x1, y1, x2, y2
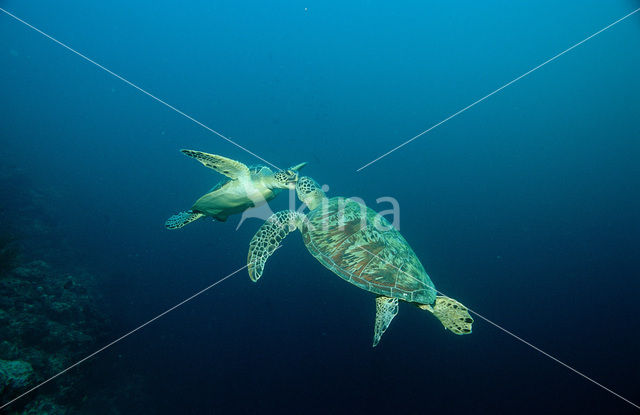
(303, 197, 436, 305)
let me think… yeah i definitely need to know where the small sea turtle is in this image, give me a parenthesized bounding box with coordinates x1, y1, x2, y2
(247, 176, 473, 346)
(165, 150, 306, 229)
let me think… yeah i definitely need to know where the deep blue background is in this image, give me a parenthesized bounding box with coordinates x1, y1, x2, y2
(1, 0, 639, 413)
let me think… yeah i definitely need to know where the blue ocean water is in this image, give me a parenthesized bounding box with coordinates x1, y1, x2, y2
(1, 0, 639, 413)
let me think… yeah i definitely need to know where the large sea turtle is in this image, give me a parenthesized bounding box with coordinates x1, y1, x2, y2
(247, 176, 473, 346)
(165, 150, 306, 229)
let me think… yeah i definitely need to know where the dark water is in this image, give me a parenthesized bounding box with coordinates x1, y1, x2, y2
(1, 0, 639, 413)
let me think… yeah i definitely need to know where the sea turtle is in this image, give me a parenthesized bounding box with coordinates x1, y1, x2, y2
(165, 150, 307, 229)
(247, 176, 473, 346)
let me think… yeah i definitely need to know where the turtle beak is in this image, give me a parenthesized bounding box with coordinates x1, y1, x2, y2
(286, 170, 298, 189)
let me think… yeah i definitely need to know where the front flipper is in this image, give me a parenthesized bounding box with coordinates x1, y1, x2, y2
(181, 149, 250, 179)
(373, 296, 399, 347)
(288, 162, 308, 172)
(421, 296, 473, 335)
(165, 211, 205, 229)
(247, 211, 306, 282)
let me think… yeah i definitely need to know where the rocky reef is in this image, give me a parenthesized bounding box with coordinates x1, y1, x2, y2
(0, 167, 143, 414)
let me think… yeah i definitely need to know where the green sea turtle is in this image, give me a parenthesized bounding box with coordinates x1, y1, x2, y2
(165, 150, 307, 229)
(247, 176, 473, 346)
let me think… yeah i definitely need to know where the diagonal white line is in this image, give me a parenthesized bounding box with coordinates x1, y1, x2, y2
(469, 311, 640, 411)
(0, 7, 281, 171)
(0, 264, 248, 411)
(356, 7, 640, 172)
(356, 245, 640, 410)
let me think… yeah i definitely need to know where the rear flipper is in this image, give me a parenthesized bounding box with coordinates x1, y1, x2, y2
(373, 296, 399, 347)
(420, 296, 473, 335)
(165, 211, 205, 229)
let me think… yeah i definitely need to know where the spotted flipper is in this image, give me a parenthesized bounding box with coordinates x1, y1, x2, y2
(247, 210, 306, 282)
(165, 211, 205, 229)
(181, 149, 250, 179)
(421, 296, 473, 335)
(373, 296, 398, 347)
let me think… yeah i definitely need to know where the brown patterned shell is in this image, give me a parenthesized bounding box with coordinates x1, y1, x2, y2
(302, 197, 436, 305)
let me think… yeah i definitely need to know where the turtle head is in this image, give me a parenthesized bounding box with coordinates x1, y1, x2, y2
(296, 176, 325, 210)
(273, 169, 299, 190)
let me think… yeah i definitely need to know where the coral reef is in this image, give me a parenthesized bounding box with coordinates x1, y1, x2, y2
(0, 359, 33, 396)
(0, 259, 111, 413)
